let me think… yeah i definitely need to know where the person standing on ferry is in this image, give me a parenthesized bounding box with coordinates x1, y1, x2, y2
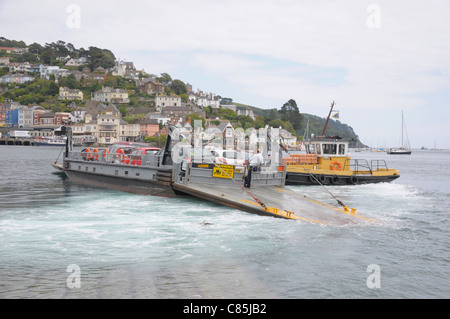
(244, 148, 264, 187)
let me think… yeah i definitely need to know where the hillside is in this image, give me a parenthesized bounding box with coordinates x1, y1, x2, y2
(1, 37, 365, 146)
(233, 102, 365, 147)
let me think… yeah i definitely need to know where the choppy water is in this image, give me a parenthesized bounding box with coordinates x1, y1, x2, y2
(0, 145, 449, 299)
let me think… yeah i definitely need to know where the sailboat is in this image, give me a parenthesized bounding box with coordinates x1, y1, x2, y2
(387, 111, 412, 155)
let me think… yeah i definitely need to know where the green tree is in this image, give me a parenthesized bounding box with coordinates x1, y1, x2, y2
(186, 114, 205, 128)
(119, 105, 127, 117)
(279, 99, 302, 130)
(204, 106, 213, 118)
(169, 79, 187, 95)
(88, 46, 115, 69)
(60, 74, 78, 89)
(47, 81, 60, 96)
(28, 42, 44, 55)
(156, 73, 172, 85)
(265, 108, 279, 122)
(179, 93, 188, 103)
(254, 116, 265, 129)
(220, 97, 233, 105)
(41, 44, 57, 65)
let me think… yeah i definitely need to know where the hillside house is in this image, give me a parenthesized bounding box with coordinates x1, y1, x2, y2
(92, 86, 129, 104)
(138, 79, 164, 95)
(1, 73, 34, 84)
(189, 90, 220, 109)
(155, 94, 181, 110)
(58, 87, 84, 100)
(132, 118, 160, 137)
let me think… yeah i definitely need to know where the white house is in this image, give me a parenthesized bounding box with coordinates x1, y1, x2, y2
(189, 90, 220, 109)
(65, 57, 87, 67)
(155, 94, 181, 110)
(92, 86, 130, 104)
(39, 65, 61, 80)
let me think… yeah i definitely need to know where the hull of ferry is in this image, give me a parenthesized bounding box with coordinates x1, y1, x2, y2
(62, 158, 179, 197)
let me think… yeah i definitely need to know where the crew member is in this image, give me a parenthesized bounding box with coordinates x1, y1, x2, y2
(244, 148, 264, 188)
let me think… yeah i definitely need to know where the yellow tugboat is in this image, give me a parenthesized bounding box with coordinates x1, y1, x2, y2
(283, 101, 400, 186)
(284, 136, 400, 185)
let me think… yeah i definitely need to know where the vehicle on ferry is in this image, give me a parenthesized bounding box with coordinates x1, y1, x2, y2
(211, 149, 246, 167)
(284, 135, 400, 185)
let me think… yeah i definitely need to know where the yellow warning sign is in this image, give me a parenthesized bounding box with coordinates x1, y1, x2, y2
(212, 164, 234, 179)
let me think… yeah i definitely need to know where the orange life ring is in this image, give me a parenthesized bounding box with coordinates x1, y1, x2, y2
(116, 148, 125, 162)
(85, 147, 91, 160)
(93, 148, 99, 161)
(330, 161, 342, 171)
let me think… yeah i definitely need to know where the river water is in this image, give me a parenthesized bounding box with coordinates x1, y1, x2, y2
(0, 145, 449, 299)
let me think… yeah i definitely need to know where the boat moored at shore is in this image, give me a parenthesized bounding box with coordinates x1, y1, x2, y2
(33, 136, 67, 147)
(55, 124, 373, 224)
(284, 136, 400, 186)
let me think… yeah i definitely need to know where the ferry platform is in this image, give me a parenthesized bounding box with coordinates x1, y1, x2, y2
(172, 163, 375, 226)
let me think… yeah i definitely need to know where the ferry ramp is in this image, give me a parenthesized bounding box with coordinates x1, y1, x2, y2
(173, 164, 375, 226)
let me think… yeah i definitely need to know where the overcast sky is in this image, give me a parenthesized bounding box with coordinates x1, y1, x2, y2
(1, 0, 449, 148)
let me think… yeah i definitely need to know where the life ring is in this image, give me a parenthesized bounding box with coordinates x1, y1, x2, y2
(116, 148, 125, 162)
(330, 161, 342, 171)
(93, 148, 99, 161)
(85, 147, 91, 161)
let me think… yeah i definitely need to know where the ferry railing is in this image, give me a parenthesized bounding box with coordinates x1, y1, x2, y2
(68, 150, 168, 169)
(370, 160, 389, 171)
(182, 163, 285, 187)
(349, 159, 372, 175)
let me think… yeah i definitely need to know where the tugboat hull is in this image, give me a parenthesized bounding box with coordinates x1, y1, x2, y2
(285, 172, 400, 186)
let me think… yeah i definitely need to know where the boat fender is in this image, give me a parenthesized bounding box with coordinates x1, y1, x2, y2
(319, 174, 326, 183)
(332, 175, 339, 184)
(350, 175, 358, 185)
(330, 161, 342, 171)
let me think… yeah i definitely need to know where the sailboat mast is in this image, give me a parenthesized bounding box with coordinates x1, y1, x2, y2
(401, 110, 404, 146)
